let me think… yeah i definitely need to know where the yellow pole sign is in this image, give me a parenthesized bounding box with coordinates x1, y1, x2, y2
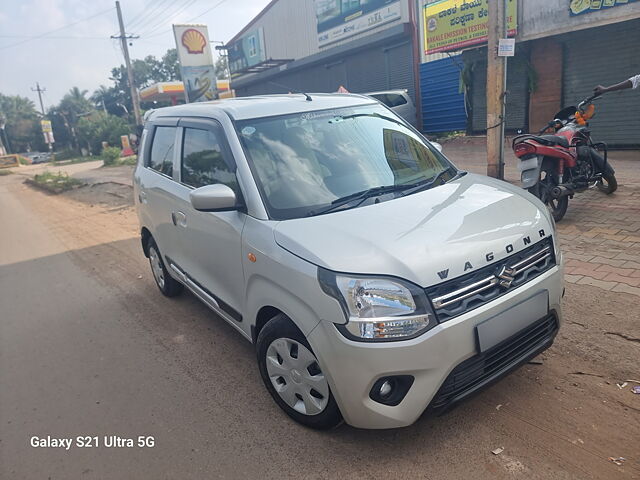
(424, 0, 517, 55)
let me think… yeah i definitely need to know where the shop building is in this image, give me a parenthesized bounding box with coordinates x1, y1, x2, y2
(227, 0, 423, 125)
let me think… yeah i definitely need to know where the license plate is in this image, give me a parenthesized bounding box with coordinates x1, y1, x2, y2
(475, 290, 549, 352)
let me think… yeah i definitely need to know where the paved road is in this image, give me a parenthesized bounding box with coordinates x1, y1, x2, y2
(1, 172, 638, 480)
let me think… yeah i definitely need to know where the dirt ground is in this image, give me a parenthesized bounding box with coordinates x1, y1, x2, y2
(1, 157, 639, 479)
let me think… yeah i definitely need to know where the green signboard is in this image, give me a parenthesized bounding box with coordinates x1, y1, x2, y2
(570, 0, 638, 16)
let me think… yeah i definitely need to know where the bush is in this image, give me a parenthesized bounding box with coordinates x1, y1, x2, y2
(102, 146, 121, 166)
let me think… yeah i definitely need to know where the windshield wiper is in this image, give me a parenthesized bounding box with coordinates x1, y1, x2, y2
(330, 112, 405, 127)
(307, 168, 462, 217)
(400, 167, 461, 197)
(307, 184, 413, 217)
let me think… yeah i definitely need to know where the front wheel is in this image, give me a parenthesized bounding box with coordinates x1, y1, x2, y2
(256, 314, 342, 430)
(527, 166, 568, 222)
(597, 173, 617, 194)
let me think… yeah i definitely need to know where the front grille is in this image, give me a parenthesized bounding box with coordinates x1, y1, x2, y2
(426, 237, 555, 323)
(428, 313, 559, 413)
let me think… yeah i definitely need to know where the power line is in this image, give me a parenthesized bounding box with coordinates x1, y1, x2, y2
(128, 0, 175, 31)
(125, 0, 165, 30)
(144, 0, 230, 39)
(0, 7, 114, 50)
(139, 0, 200, 37)
(0, 35, 112, 39)
(134, 0, 195, 35)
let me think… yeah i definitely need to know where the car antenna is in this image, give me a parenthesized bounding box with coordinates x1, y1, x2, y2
(268, 81, 312, 101)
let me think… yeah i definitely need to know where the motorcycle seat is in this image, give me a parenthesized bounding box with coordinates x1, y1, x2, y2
(539, 135, 570, 148)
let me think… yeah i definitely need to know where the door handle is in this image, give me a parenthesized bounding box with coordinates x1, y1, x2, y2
(138, 190, 147, 204)
(171, 211, 187, 227)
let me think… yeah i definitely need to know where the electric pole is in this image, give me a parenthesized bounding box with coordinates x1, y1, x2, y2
(31, 82, 52, 151)
(112, 1, 142, 126)
(31, 82, 46, 116)
(486, 0, 507, 180)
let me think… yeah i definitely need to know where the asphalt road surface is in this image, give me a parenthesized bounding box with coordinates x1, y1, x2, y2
(1, 170, 638, 480)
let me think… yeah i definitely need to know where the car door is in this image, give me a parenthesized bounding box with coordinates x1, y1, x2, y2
(136, 119, 182, 263)
(170, 118, 247, 328)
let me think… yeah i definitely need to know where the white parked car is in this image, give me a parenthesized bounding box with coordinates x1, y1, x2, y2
(134, 94, 564, 429)
(366, 89, 417, 126)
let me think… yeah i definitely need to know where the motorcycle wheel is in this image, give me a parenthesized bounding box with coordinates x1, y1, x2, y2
(528, 166, 568, 222)
(596, 173, 617, 194)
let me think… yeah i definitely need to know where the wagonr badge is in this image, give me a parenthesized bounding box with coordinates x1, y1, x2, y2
(134, 93, 564, 429)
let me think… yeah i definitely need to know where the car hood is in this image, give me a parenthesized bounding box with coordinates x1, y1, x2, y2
(273, 173, 554, 287)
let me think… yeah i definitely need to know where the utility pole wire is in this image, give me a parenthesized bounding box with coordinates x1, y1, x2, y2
(0, 7, 114, 50)
(144, 0, 230, 39)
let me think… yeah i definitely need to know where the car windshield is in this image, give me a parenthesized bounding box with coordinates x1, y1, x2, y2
(236, 104, 455, 220)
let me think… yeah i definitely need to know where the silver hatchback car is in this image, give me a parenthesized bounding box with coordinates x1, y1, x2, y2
(134, 94, 563, 429)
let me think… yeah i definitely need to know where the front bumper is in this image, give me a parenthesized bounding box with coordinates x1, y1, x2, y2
(307, 264, 564, 429)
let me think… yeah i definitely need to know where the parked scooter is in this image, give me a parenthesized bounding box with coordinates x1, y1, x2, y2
(512, 95, 617, 221)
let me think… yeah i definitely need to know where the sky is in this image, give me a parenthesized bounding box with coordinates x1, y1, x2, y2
(0, 0, 272, 108)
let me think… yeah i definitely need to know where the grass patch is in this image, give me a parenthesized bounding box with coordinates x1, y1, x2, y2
(28, 171, 84, 194)
(52, 156, 101, 166)
(0, 169, 13, 176)
(102, 155, 137, 167)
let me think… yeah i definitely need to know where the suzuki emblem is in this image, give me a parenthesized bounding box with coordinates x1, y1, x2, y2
(496, 266, 517, 288)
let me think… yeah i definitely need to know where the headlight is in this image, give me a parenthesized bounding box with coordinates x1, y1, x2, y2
(318, 268, 437, 342)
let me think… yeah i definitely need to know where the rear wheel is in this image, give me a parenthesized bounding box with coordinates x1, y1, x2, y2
(147, 238, 183, 297)
(597, 173, 617, 194)
(528, 165, 568, 222)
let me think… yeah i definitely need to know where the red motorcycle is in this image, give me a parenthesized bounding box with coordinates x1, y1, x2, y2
(512, 95, 617, 221)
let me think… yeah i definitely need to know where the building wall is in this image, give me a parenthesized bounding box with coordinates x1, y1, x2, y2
(229, 0, 410, 66)
(518, 0, 640, 42)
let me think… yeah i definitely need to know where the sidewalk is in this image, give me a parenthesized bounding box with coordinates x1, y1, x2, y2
(442, 137, 640, 297)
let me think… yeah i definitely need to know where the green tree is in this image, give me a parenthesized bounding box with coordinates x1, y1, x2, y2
(215, 55, 229, 80)
(0, 93, 45, 152)
(50, 87, 95, 150)
(108, 49, 183, 113)
(161, 48, 181, 81)
(77, 112, 129, 155)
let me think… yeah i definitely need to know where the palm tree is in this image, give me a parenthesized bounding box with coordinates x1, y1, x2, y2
(68, 86, 89, 102)
(91, 85, 110, 113)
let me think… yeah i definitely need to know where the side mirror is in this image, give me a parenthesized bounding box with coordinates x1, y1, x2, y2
(190, 184, 238, 212)
(432, 142, 443, 152)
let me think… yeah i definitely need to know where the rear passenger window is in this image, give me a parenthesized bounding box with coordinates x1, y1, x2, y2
(149, 126, 176, 176)
(371, 94, 391, 107)
(386, 94, 408, 107)
(181, 128, 238, 192)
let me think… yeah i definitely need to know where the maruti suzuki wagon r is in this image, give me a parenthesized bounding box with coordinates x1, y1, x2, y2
(134, 93, 564, 429)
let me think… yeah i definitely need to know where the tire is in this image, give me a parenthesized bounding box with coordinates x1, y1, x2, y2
(147, 238, 183, 297)
(528, 164, 569, 222)
(597, 173, 618, 194)
(256, 314, 342, 430)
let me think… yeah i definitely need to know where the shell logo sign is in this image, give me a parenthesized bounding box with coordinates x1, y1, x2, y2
(173, 24, 217, 103)
(181, 28, 206, 54)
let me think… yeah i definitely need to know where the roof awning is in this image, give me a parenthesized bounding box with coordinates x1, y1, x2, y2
(231, 59, 292, 78)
